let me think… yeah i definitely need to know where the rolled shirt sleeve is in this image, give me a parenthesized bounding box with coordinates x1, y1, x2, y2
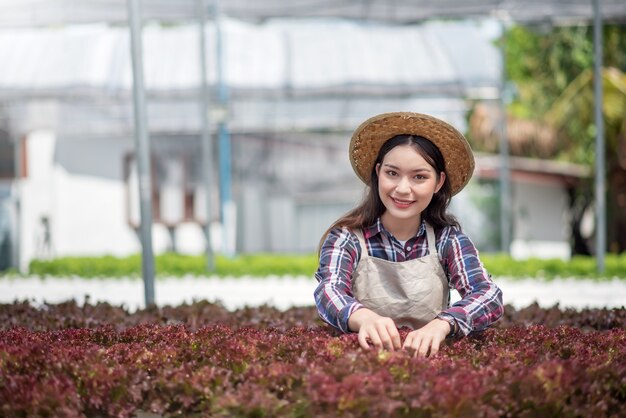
(314, 227, 364, 333)
(437, 227, 504, 336)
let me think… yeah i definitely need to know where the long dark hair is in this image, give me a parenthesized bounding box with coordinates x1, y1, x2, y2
(318, 134, 459, 252)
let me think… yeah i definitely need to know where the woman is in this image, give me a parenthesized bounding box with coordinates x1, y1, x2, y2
(314, 112, 504, 357)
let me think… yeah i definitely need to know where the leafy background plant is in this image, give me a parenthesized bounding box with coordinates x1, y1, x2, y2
(503, 24, 626, 254)
(20, 252, 626, 280)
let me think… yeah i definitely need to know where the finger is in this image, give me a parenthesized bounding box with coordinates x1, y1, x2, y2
(375, 323, 394, 351)
(429, 338, 441, 357)
(405, 335, 423, 357)
(386, 324, 402, 350)
(367, 329, 383, 350)
(358, 330, 371, 350)
(402, 334, 412, 350)
(407, 335, 424, 358)
(417, 337, 432, 358)
(402, 332, 418, 351)
(372, 325, 391, 350)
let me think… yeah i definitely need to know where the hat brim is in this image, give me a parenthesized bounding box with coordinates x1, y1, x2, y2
(349, 112, 475, 195)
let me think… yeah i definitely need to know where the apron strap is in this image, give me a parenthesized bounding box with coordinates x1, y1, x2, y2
(425, 223, 449, 307)
(352, 229, 369, 260)
(425, 223, 438, 256)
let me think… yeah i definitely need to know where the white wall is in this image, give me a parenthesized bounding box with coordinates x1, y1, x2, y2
(19, 130, 56, 270)
(18, 131, 209, 271)
(510, 181, 571, 260)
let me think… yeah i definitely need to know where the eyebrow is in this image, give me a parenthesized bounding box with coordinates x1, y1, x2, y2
(382, 163, 431, 173)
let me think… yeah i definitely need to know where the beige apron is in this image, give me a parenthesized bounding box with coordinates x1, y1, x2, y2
(352, 223, 449, 330)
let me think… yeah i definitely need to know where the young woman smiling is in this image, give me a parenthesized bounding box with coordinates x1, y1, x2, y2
(314, 112, 504, 358)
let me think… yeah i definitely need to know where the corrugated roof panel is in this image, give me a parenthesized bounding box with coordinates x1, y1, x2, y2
(273, 19, 459, 88)
(0, 18, 500, 94)
(222, 18, 287, 89)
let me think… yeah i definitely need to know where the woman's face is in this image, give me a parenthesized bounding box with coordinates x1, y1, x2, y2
(376, 144, 445, 228)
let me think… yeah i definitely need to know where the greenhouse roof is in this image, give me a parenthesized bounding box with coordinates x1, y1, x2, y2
(0, 18, 501, 99)
(0, 0, 625, 28)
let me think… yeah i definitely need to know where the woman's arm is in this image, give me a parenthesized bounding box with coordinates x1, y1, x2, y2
(315, 227, 402, 350)
(314, 227, 364, 333)
(437, 227, 504, 336)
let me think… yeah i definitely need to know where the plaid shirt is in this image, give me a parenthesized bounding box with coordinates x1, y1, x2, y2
(314, 218, 504, 335)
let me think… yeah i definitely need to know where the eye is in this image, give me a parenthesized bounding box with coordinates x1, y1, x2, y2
(385, 170, 398, 177)
(414, 174, 426, 180)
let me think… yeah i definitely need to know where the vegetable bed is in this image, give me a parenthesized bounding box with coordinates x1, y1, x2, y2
(1, 301, 625, 417)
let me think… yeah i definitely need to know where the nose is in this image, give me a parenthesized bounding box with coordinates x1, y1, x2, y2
(395, 176, 411, 194)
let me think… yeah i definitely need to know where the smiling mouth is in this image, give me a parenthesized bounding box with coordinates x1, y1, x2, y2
(391, 197, 415, 208)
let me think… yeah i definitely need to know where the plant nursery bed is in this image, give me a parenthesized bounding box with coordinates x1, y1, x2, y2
(1, 301, 625, 417)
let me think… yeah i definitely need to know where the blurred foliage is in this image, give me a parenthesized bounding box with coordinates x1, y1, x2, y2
(502, 23, 626, 254)
(21, 252, 626, 280)
(503, 23, 626, 167)
(504, 24, 626, 123)
(483, 253, 626, 280)
(27, 253, 320, 279)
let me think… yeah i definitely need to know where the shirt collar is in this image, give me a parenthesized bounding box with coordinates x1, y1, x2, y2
(362, 217, 426, 240)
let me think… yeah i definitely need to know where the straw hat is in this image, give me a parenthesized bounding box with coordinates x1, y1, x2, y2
(349, 112, 475, 195)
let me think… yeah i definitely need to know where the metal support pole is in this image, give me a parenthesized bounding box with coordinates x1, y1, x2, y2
(198, 0, 215, 272)
(127, 0, 156, 306)
(214, 0, 235, 257)
(592, 0, 605, 273)
(12, 134, 22, 272)
(498, 20, 511, 254)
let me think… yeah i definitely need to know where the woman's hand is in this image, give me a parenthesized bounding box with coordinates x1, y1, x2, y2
(402, 318, 450, 358)
(348, 308, 402, 351)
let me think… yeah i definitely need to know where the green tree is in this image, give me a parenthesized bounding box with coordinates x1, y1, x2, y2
(503, 23, 626, 254)
(546, 67, 626, 253)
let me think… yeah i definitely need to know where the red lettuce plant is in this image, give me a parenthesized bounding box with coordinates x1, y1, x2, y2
(1, 301, 625, 417)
